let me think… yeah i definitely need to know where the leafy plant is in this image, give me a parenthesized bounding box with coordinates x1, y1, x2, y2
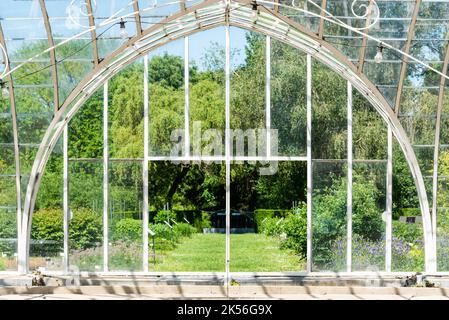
(173, 222, 197, 238)
(154, 210, 177, 224)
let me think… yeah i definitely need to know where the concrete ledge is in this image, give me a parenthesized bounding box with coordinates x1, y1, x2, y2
(3, 273, 449, 289)
(0, 285, 449, 299)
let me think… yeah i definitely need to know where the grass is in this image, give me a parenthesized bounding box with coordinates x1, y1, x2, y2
(152, 233, 305, 272)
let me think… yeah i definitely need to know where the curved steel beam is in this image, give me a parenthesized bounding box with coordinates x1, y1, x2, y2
(394, 0, 421, 115)
(18, 0, 436, 273)
(86, 0, 100, 65)
(39, 0, 59, 112)
(0, 22, 22, 239)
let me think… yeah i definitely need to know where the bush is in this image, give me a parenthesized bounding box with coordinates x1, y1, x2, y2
(392, 220, 421, 243)
(0, 211, 16, 255)
(111, 218, 142, 243)
(151, 223, 178, 242)
(173, 222, 197, 238)
(254, 209, 291, 233)
(30, 208, 64, 256)
(154, 210, 177, 224)
(259, 217, 285, 237)
(69, 209, 102, 250)
(30, 208, 102, 255)
(279, 208, 307, 257)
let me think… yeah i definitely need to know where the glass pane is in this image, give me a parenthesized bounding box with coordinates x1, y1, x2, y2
(189, 27, 226, 158)
(108, 161, 143, 271)
(149, 161, 225, 272)
(271, 38, 307, 156)
(147, 40, 184, 157)
(68, 161, 103, 272)
(312, 161, 347, 271)
(312, 60, 347, 160)
(231, 162, 306, 272)
(352, 162, 386, 271)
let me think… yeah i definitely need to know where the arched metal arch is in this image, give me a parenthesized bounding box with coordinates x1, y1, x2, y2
(18, 0, 437, 273)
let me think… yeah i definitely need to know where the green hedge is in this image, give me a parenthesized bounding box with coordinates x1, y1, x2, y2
(394, 208, 421, 220)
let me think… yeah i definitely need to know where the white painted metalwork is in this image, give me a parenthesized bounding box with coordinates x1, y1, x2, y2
(184, 37, 190, 157)
(266, 35, 271, 157)
(143, 55, 149, 272)
(306, 53, 312, 273)
(346, 81, 353, 272)
(385, 124, 393, 272)
(225, 24, 231, 286)
(103, 81, 109, 272)
(63, 124, 69, 273)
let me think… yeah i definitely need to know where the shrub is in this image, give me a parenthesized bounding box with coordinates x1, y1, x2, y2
(259, 217, 285, 237)
(0, 212, 16, 255)
(30, 208, 64, 256)
(279, 207, 307, 257)
(254, 209, 291, 233)
(151, 223, 177, 242)
(69, 209, 102, 250)
(154, 210, 177, 224)
(31, 208, 103, 255)
(173, 222, 197, 238)
(392, 220, 421, 243)
(111, 218, 142, 243)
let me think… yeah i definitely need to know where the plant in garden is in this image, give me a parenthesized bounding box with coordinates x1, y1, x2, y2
(173, 223, 197, 238)
(69, 209, 102, 250)
(111, 218, 142, 243)
(0, 212, 16, 255)
(279, 206, 307, 258)
(154, 210, 177, 224)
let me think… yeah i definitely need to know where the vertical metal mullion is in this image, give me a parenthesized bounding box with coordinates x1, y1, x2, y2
(143, 55, 149, 272)
(185, 37, 190, 157)
(266, 36, 271, 157)
(385, 124, 393, 272)
(225, 25, 231, 287)
(306, 54, 313, 273)
(346, 81, 353, 273)
(103, 81, 109, 272)
(63, 124, 69, 273)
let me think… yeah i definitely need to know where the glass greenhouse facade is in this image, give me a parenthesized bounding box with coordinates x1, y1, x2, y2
(1, 0, 449, 277)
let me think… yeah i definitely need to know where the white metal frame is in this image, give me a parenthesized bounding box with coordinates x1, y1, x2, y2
(103, 81, 109, 272)
(346, 81, 353, 272)
(15, 2, 437, 274)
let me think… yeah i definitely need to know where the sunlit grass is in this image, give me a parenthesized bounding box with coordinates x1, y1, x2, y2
(152, 233, 305, 272)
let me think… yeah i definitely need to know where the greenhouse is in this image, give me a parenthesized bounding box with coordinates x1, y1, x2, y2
(1, 0, 449, 285)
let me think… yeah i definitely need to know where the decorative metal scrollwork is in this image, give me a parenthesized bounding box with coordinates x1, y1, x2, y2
(66, 0, 97, 29)
(290, 0, 380, 31)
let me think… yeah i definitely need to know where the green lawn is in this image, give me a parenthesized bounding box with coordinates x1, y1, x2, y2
(152, 233, 305, 272)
